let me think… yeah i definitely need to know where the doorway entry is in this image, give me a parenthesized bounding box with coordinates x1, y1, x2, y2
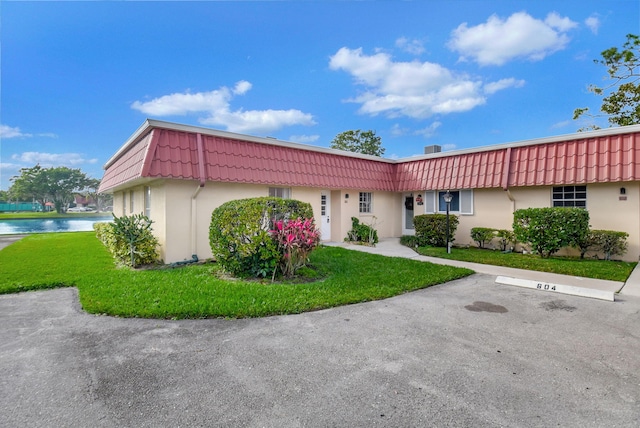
(320, 191, 331, 240)
(403, 193, 415, 235)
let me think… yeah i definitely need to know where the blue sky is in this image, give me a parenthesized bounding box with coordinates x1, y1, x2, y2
(1, 1, 638, 190)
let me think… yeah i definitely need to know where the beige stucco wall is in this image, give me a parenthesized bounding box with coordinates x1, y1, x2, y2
(331, 190, 402, 242)
(446, 183, 640, 261)
(586, 182, 639, 261)
(115, 179, 639, 263)
(152, 181, 343, 263)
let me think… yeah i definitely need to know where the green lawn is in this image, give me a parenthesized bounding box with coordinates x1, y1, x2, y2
(0, 233, 473, 319)
(416, 246, 636, 282)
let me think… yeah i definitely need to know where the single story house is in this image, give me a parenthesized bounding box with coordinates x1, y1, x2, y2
(99, 119, 640, 263)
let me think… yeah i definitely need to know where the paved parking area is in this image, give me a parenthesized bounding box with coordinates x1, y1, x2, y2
(2, 275, 639, 427)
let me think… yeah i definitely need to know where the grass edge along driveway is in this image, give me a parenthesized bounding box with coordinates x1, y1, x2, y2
(0, 232, 473, 319)
(416, 246, 636, 282)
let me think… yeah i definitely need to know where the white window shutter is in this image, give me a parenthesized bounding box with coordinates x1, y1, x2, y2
(425, 191, 436, 214)
(460, 190, 473, 215)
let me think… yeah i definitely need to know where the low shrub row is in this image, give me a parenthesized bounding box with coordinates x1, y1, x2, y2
(404, 208, 629, 261)
(577, 229, 629, 260)
(471, 208, 628, 260)
(470, 227, 515, 251)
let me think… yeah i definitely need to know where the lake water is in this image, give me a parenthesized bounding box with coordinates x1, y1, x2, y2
(0, 217, 112, 235)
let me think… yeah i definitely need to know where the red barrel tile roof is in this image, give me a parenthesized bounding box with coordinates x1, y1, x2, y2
(99, 120, 640, 194)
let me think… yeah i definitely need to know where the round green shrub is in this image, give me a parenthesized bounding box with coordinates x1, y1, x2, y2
(513, 207, 589, 258)
(414, 214, 459, 247)
(470, 227, 496, 249)
(209, 197, 314, 278)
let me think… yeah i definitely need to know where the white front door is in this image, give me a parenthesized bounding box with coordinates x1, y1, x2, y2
(320, 191, 331, 240)
(402, 193, 415, 235)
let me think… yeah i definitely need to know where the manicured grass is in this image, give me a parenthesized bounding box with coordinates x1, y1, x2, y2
(0, 233, 473, 319)
(0, 212, 111, 220)
(416, 246, 636, 282)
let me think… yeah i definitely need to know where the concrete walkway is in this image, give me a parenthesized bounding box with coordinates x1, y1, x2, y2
(325, 238, 640, 299)
(0, 234, 28, 251)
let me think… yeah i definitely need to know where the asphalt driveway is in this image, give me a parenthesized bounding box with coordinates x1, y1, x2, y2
(1, 275, 639, 427)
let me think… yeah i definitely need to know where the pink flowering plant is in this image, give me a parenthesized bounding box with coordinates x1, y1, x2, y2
(270, 217, 321, 278)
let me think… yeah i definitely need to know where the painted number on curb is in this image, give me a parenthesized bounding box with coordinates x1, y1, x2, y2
(536, 283, 557, 291)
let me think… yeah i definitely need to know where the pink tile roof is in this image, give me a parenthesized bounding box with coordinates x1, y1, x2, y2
(397, 131, 640, 191)
(396, 149, 508, 191)
(99, 129, 153, 192)
(99, 120, 640, 194)
(99, 120, 396, 193)
(507, 133, 640, 186)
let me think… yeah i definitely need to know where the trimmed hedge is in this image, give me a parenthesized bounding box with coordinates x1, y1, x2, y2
(513, 207, 589, 258)
(579, 229, 629, 260)
(209, 197, 314, 278)
(414, 214, 459, 247)
(470, 227, 496, 249)
(496, 229, 516, 251)
(594, 230, 629, 260)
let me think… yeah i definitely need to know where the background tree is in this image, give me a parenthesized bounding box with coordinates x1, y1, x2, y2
(9, 165, 92, 213)
(330, 129, 385, 157)
(82, 177, 112, 212)
(0, 190, 9, 202)
(574, 34, 640, 130)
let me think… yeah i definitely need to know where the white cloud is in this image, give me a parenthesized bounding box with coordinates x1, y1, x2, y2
(551, 120, 571, 129)
(483, 78, 525, 94)
(1, 125, 32, 138)
(289, 134, 319, 144)
(448, 11, 578, 66)
(544, 12, 579, 32)
(1, 124, 58, 139)
(390, 123, 409, 137)
(395, 37, 425, 55)
(131, 81, 315, 134)
(585, 15, 601, 34)
(414, 121, 442, 138)
(11, 152, 98, 167)
(330, 47, 498, 119)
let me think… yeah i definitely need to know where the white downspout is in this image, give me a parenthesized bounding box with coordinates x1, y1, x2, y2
(506, 189, 516, 213)
(502, 147, 515, 212)
(190, 133, 207, 259)
(191, 184, 204, 256)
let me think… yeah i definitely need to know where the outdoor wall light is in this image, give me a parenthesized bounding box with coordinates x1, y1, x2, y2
(620, 187, 626, 195)
(443, 190, 453, 254)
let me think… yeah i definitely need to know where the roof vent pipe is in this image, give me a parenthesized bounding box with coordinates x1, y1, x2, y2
(424, 145, 442, 154)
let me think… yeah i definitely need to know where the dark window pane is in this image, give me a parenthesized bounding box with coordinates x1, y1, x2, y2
(438, 191, 460, 212)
